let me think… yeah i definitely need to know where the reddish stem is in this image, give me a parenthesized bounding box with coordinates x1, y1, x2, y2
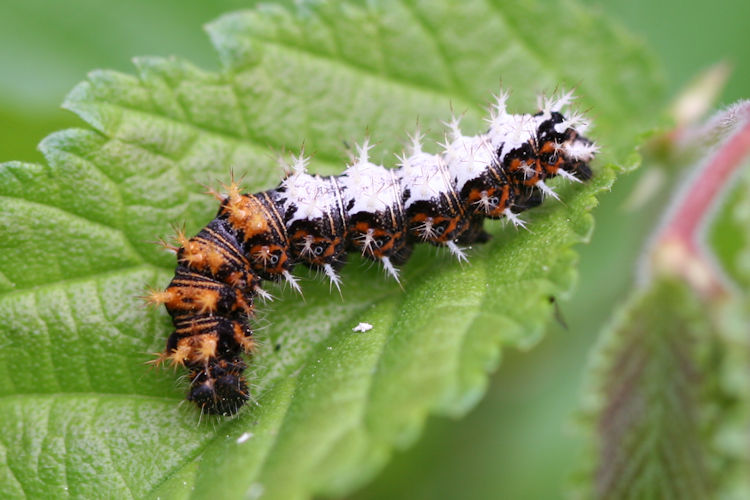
(651, 107, 750, 295)
(665, 117, 750, 248)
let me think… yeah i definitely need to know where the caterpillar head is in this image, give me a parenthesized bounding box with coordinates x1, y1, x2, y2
(188, 358, 249, 416)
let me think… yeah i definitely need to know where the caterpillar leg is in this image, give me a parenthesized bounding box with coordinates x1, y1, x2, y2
(457, 216, 491, 245)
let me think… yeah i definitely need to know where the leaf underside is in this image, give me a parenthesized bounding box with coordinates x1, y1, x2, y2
(585, 279, 715, 500)
(0, 1, 663, 499)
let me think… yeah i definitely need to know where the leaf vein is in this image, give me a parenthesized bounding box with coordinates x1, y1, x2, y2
(0, 392, 181, 404)
(0, 194, 143, 267)
(92, 397, 136, 499)
(31, 292, 64, 393)
(0, 435, 27, 499)
(0, 265, 157, 302)
(237, 34, 479, 115)
(398, 0, 464, 95)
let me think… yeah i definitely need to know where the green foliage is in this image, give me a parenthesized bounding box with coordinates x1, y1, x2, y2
(712, 164, 750, 290)
(582, 278, 717, 499)
(582, 272, 750, 500)
(0, 1, 663, 499)
(582, 107, 750, 499)
(711, 165, 750, 499)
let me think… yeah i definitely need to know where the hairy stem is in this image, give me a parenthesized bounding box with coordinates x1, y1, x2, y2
(646, 104, 750, 295)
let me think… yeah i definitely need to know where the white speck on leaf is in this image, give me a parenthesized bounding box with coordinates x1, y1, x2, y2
(352, 322, 373, 333)
(247, 483, 265, 500)
(236, 432, 254, 444)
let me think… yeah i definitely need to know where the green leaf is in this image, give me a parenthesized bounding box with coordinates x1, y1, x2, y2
(711, 154, 750, 290)
(580, 278, 750, 500)
(708, 133, 750, 499)
(581, 278, 719, 499)
(0, 0, 664, 498)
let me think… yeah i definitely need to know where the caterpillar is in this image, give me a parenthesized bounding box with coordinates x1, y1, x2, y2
(147, 90, 598, 416)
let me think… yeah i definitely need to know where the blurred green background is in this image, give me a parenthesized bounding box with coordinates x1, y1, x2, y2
(1, 0, 746, 498)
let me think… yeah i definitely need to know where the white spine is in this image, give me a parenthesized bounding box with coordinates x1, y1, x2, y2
(280, 153, 340, 225)
(340, 139, 401, 215)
